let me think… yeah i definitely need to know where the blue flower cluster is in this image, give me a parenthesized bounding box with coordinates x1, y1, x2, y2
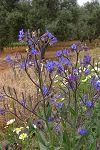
(78, 127, 88, 135)
(18, 29, 24, 41)
(83, 56, 91, 65)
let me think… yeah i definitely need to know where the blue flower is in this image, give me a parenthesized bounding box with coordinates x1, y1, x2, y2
(31, 48, 38, 55)
(85, 68, 90, 76)
(80, 60, 83, 65)
(45, 61, 54, 72)
(18, 29, 24, 41)
(43, 86, 48, 95)
(73, 68, 78, 75)
(19, 63, 25, 69)
(53, 61, 59, 66)
(0, 95, 4, 101)
(60, 57, 71, 65)
(63, 48, 68, 54)
(6, 55, 12, 62)
(48, 117, 54, 122)
(69, 74, 77, 82)
(71, 44, 77, 50)
(82, 44, 88, 51)
(78, 127, 88, 135)
(57, 64, 64, 74)
(20, 99, 26, 107)
(94, 80, 100, 91)
(28, 40, 33, 46)
(83, 56, 91, 65)
(49, 37, 57, 46)
(0, 108, 5, 115)
(56, 102, 64, 109)
(56, 50, 62, 57)
(54, 125, 60, 132)
(86, 101, 93, 107)
(48, 32, 54, 39)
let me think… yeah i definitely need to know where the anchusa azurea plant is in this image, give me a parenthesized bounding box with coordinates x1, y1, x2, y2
(2, 30, 100, 150)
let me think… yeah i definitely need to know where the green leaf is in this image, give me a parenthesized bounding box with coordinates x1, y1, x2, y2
(46, 103, 52, 118)
(0, 144, 2, 150)
(89, 141, 96, 150)
(37, 131, 48, 146)
(70, 107, 77, 117)
(39, 142, 47, 150)
(28, 119, 36, 133)
(62, 131, 70, 150)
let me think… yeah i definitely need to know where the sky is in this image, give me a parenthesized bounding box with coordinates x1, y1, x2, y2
(77, 0, 92, 6)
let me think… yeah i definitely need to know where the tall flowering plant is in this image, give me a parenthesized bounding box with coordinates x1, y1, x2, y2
(18, 29, 57, 59)
(2, 31, 100, 149)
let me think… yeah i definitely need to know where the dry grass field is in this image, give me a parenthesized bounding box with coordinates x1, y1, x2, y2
(0, 40, 100, 126)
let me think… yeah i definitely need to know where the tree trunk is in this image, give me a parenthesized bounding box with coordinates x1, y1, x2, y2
(0, 46, 4, 52)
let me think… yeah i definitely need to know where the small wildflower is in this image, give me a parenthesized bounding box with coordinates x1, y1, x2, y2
(45, 61, 54, 72)
(7, 119, 15, 126)
(20, 99, 26, 107)
(60, 57, 71, 65)
(85, 68, 90, 76)
(31, 48, 38, 55)
(48, 117, 54, 122)
(48, 32, 54, 39)
(34, 119, 44, 129)
(81, 44, 88, 51)
(33, 124, 37, 129)
(63, 48, 68, 54)
(0, 95, 4, 101)
(86, 101, 93, 107)
(73, 68, 78, 75)
(56, 50, 62, 57)
(6, 55, 12, 62)
(18, 29, 24, 41)
(19, 133, 28, 140)
(54, 125, 60, 133)
(53, 61, 59, 66)
(26, 126, 29, 129)
(56, 102, 64, 109)
(43, 86, 48, 95)
(94, 80, 100, 91)
(57, 64, 64, 74)
(69, 74, 78, 82)
(80, 59, 83, 65)
(83, 56, 91, 65)
(0, 108, 5, 115)
(71, 44, 77, 50)
(19, 61, 26, 69)
(49, 37, 57, 46)
(28, 39, 32, 46)
(78, 127, 88, 135)
(13, 127, 24, 135)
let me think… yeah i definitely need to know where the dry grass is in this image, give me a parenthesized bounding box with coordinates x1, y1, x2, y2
(0, 68, 36, 98)
(0, 67, 38, 126)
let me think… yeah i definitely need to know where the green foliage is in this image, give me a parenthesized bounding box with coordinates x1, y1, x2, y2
(0, 0, 100, 50)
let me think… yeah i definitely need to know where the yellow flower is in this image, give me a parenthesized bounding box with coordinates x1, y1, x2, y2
(19, 133, 28, 140)
(13, 127, 24, 135)
(6, 119, 15, 126)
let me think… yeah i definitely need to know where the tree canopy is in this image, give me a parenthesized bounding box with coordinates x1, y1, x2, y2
(0, 0, 100, 50)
